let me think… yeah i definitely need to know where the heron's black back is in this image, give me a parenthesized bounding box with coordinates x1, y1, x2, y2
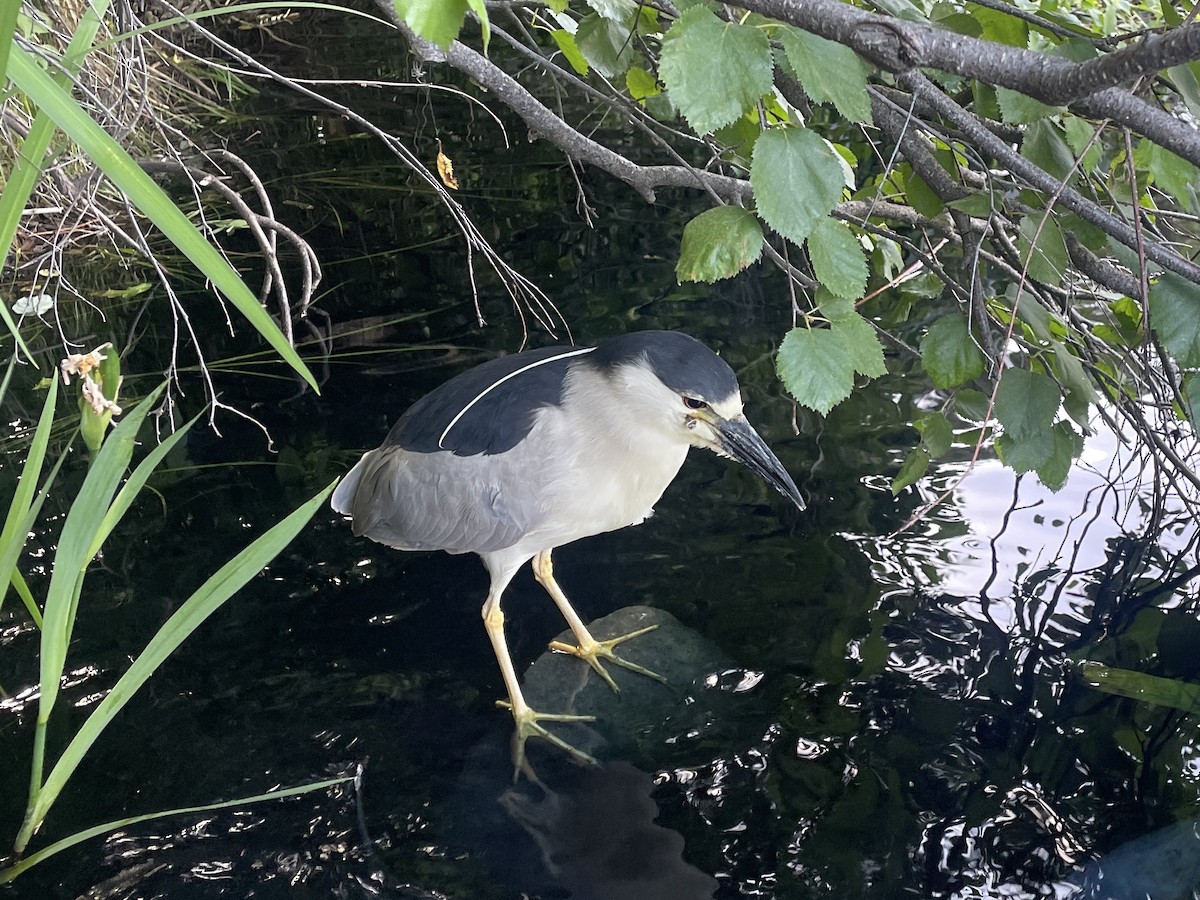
(383, 345, 585, 456)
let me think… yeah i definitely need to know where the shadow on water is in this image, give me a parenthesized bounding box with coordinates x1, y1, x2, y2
(4, 13, 1200, 900)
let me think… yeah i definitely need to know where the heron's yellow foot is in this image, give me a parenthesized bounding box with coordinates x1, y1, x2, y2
(548, 624, 667, 692)
(496, 699, 598, 776)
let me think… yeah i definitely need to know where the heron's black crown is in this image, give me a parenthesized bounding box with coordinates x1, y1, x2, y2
(586, 330, 737, 402)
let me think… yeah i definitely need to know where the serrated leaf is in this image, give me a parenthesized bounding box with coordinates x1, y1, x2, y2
(995, 429, 1054, 473)
(551, 29, 589, 75)
(1036, 421, 1082, 491)
(892, 446, 931, 494)
(994, 367, 1060, 439)
(831, 312, 886, 378)
(817, 289, 856, 322)
(920, 315, 987, 389)
(954, 388, 991, 423)
(904, 167, 946, 218)
(626, 65, 659, 100)
(968, 3, 1027, 47)
(1149, 271, 1200, 368)
(751, 127, 843, 245)
(576, 13, 637, 78)
(1134, 139, 1199, 205)
(1062, 116, 1102, 172)
(1021, 120, 1076, 182)
(779, 27, 873, 123)
(1017, 214, 1068, 285)
(996, 86, 1063, 123)
(393, 0, 468, 48)
(915, 411, 953, 456)
(776, 326, 855, 415)
(807, 217, 868, 300)
(659, 7, 772, 134)
(585, 0, 637, 21)
(676, 206, 764, 282)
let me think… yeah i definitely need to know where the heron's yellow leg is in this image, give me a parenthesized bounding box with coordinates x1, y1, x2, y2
(532, 549, 667, 692)
(481, 587, 597, 777)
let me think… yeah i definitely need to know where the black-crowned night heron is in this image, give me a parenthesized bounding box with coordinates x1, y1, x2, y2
(332, 330, 804, 770)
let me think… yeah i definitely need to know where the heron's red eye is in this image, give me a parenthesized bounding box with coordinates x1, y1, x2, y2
(683, 397, 707, 410)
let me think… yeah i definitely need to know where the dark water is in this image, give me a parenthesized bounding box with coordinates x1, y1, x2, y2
(4, 12, 1200, 900)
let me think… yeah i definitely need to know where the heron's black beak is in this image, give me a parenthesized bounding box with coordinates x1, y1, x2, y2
(715, 416, 806, 511)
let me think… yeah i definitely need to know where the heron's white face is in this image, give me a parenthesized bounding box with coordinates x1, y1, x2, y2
(602, 360, 745, 454)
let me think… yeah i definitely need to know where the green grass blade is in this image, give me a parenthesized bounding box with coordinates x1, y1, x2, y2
(7, 47, 319, 392)
(0, 774, 353, 883)
(0, 1, 110, 364)
(26, 480, 337, 838)
(0, 0, 19, 80)
(84, 410, 204, 561)
(37, 385, 166, 726)
(5, 446, 73, 631)
(10, 570, 43, 629)
(0, 379, 59, 613)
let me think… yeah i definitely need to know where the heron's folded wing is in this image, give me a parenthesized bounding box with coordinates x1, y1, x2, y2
(331, 445, 541, 554)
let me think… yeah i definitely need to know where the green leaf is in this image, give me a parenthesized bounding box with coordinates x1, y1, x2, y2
(915, 411, 953, 456)
(465, 0, 490, 51)
(776, 326, 855, 415)
(586, 0, 638, 21)
(904, 168, 946, 218)
(626, 65, 660, 100)
(1021, 120, 1076, 182)
(659, 6, 773, 134)
(38, 386, 166, 728)
(0, 0, 18, 89)
(996, 86, 1063, 123)
(1, 774, 354, 884)
(1185, 373, 1200, 425)
(576, 13, 637, 78)
(831, 313, 886, 378)
(807, 217, 868, 300)
(1134, 138, 1199, 205)
(0, 378, 58, 614)
(27, 480, 338, 844)
(1017, 214, 1068, 285)
(1080, 662, 1200, 714)
(967, 3, 1027, 47)
(891, 446, 931, 494)
(1149, 271, 1200, 368)
(920, 315, 986, 389)
(994, 429, 1053, 473)
(1062, 116, 1102, 172)
(954, 388, 992, 423)
(676, 206, 764, 282)
(1166, 63, 1200, 125)
(994, 367, 1060, 438)
(1035, 421, 1082, 491)
(9, 48, 318, 392)
(392, 0, 468, 48)
(779, 27, 873, 123)
(751, 128, 843, 245)
(551, 29, 589, 75)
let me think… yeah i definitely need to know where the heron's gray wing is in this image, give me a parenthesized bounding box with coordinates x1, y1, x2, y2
(331, 444, 542, 554)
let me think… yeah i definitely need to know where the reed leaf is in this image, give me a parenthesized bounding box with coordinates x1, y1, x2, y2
(0, 0, 110, 362)
(0, 378, 59, 616)
(0, 774, 352, 882)
(19, 480, 337, 851)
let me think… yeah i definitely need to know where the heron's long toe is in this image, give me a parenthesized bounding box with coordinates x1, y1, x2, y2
(548, 624, 667, 692)
(497, 699, 598, 775)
